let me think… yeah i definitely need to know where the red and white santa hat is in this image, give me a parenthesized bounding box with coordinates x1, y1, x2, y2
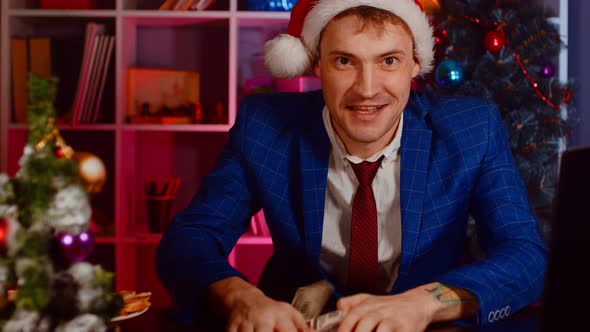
(264, 0, 434, 78)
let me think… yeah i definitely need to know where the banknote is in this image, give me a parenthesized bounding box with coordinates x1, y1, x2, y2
(291, 280, 335, 320)
(308, 310, 344, 332)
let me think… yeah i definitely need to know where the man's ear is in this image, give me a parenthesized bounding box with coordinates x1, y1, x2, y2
(313, 61, 321, 78)
(412, 58, 421, 79)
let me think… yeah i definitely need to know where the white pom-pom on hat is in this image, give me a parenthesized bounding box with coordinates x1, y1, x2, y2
(264, 33, 311, 78)
(263, 0, 435, 78)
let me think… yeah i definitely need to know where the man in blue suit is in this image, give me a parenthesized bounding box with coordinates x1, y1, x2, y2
(157, 0, 546, 331)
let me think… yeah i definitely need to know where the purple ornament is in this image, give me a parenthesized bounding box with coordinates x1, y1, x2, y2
(540, 62, 556, 78)
(55, 231, 95, 263)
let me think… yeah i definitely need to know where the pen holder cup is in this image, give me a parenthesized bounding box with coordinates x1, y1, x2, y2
(145, 196, 174, 233)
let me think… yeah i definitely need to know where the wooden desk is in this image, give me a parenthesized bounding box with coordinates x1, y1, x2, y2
(114, 306, 541, 331)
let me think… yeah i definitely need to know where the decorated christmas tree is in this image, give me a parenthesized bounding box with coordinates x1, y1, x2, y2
(0, 74, 122, 331)
(421, 0, 577, 239)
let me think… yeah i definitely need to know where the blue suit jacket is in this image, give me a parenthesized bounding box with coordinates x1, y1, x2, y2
(156, 90, 546, 326)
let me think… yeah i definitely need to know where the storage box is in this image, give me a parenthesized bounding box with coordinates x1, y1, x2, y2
(127, 68, 200, 119)
(40, 0, 97, 9)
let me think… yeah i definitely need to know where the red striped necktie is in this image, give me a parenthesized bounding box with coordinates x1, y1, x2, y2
(347, 156, 383, 294)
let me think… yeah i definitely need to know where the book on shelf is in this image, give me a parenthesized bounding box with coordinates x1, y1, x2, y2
(69, 22, 114, 125)
(92, 36, 115, 123)
(11, 37, 52, 123)
(81, 34, 107, 123)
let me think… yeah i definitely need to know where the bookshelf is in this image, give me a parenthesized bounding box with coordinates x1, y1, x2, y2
(0, 0, 286, 309)
(0, 0, 567, 310)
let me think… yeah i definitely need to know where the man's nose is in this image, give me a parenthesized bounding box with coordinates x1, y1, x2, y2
(352, 65, 380, 99)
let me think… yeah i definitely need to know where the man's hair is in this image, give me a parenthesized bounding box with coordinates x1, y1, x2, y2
(316, 5, 416, 58)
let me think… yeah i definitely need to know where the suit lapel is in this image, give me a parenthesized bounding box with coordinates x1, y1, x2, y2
(299, 94, 330, 263)
(398, 92, 432, 279)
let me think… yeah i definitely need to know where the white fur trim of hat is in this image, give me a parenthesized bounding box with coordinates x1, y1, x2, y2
(264, 0, 434, 78)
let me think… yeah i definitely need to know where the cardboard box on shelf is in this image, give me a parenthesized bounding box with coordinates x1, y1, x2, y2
(127, 68, 200, 122)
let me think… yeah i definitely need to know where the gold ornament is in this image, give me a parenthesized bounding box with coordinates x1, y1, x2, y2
(73, 152, 107, 194)
(35, 117, 74, 159)
(417, 0, 442, 16)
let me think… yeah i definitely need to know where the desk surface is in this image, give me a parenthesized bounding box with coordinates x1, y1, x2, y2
(114, 306, 541, 332)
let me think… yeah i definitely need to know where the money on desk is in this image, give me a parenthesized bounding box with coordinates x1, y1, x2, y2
(291, 280, 345, 331)
(308, 310, 345, 332)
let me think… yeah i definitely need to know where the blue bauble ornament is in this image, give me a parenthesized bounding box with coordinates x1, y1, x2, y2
(435, 60, 465, 89)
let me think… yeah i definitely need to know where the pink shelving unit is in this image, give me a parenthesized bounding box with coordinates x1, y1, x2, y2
(0, 0, 288, 308)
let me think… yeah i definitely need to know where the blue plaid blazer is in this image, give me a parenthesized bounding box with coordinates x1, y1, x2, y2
(157, 90, 546, 326)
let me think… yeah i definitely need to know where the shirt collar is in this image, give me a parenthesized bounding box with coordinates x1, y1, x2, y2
(322, 106, 403, 167)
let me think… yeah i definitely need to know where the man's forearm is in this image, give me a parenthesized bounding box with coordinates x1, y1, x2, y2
(422, 282, 480, 322)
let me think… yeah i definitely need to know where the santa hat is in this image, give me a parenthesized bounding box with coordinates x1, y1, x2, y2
(264, 0, 434, 78)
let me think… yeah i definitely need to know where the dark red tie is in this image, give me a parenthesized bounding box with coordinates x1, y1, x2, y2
(347, 157, 382, 294)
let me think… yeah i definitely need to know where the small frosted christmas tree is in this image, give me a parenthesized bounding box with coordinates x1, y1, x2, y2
(0, 74, 121, 331)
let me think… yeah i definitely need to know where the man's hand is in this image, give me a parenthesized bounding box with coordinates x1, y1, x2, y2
(335, 292, 434, 332)
(335, 282, 479, 332)
(208, 277, 311, 332)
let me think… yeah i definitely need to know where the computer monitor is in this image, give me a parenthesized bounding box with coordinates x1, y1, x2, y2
(541, 146, 590, 331)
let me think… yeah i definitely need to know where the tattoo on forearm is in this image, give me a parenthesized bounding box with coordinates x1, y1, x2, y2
(426, 283, 477, 306)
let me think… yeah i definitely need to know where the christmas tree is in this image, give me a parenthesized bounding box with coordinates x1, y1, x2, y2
(422, 0, 577, 239)
(0, 74, 122, 331)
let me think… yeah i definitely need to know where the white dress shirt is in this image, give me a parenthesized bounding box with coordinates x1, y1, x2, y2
(320, 106, 403, 294)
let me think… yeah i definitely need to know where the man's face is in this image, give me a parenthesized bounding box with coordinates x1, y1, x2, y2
(314, 15, 420, 158)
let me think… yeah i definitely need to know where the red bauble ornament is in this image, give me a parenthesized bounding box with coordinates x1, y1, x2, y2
(0, 217, 7, 256)
(54, 146, 66, 158)
(484, 30, 506, 53)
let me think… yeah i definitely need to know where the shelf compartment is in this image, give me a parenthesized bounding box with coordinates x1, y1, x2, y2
(121, 18, 230, 126)
(9, 16, 116, 124)
(119, 131, 229, 238)
(236, 24, 287, 100)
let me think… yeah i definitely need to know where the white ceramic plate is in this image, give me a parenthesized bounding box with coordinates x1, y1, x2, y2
(111, 306, 149, 322)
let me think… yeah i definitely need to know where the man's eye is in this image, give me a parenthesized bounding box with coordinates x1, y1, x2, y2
(384, 57, 397, 66)
(336, 57, 350, 65)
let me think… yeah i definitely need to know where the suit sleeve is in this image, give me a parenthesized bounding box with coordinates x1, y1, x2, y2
(436, 103, 547, 326)
(156, 99, 260, 321)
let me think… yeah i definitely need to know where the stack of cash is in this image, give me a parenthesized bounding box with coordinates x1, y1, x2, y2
(291, 280, 344, 332)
